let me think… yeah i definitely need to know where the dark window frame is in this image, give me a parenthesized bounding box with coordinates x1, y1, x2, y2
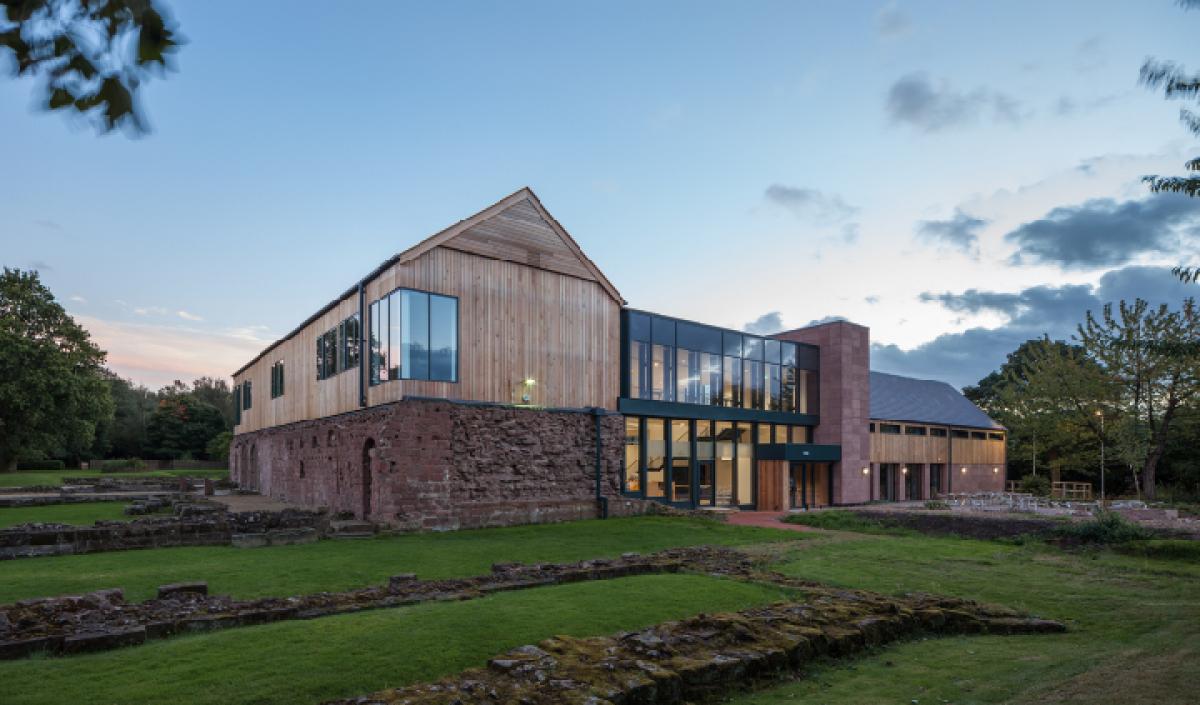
(368, 286, 460, 385)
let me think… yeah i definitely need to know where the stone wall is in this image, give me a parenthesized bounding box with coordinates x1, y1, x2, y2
(231, 399, 634, 530)
(776, 321, 872, 505)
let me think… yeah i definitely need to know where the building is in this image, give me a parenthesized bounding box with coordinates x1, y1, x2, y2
(230, 188, 1004, 529)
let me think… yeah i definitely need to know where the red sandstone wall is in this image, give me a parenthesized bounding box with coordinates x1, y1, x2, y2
(946, 464, 1006, 494)
(231, 399, 630, 530)
(775, 321, 872, 505)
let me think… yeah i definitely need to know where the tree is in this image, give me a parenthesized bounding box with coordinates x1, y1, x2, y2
(1077, 299, 1200, 499)
(205, 430, 231, 465)
(145, 393, 225, 460)
(1140, 0, 1200, 283)
(0, 268, 114, 471)
(190, 376, 234, 430)
(0, 0, 182, 134)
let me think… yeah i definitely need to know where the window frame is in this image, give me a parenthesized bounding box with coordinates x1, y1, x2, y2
(368, 286, 460, 385)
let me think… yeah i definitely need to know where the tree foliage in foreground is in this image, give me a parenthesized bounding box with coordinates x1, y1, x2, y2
(0, 0, 181, 134)
(1141, 0, 1200, 283)
(0, 268, 113, 471)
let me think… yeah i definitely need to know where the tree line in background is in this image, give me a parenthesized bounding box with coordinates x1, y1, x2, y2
(0, 268, 232, 471)
(966, 299, 1200, 502)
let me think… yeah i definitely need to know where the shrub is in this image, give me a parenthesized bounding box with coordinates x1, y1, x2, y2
(1052, 511, 1152, 545)
(15, 459, 65, 471)
(783, 510, 915, 535)
(1019, 474, 1051, 497)
(206, 431, 232, 463)
(99, 458, 147, 472)
(923, 500, 950, 511)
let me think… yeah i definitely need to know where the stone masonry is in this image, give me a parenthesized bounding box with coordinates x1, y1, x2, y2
(231, 399, 634, 530)
(776, 321, 872, 504)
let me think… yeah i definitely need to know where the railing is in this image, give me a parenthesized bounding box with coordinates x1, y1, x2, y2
(1052, 481, 1092, 501)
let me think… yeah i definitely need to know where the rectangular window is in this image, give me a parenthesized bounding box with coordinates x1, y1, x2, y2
(631, 341, 651, 399)
(793, 426, 813, 443)
(869, 423, 876, 432)
(624, 417, 640, 493)
(988, 432, 1004, 441)
(316, 335, 325, 381)
(756, 423, 772, 444)
(715, 421, 734, 506)
(429, 294, 457, 381)
(929, 464, 944, 495)
(722, 355, 741, 407)
(971, 431, 987, 440)
(670, 419, 690, 503)
(652, 344, 673, 402)
(234, 385, 242, 424)
(270, 361, 285, 398)
(743, 359, 763, 410)
(696, 420, 714, 506)
(388, 292, 402, 380)
(780, 365, 796, 412)
(242, 380, 252, 409)
(929, 427, 948, 437)
(345, 314, 360, 371)
(645, 418, 666, 499)
(723, 331, 742, 357)
(880, 423, 901, 435)
(401, 290, 430, 380)
(743, 336, 764, 361)
(677, 348, 699, 404)
(780, 342, 797, 366)
(764, 338, 780, 364)
(797, 369, 810, 413)
(702, 352, 722, 405)
(905, 425, 927, 436)
(735, 424, 753, 505)
(369, 300, 382, 385)
(766, 363, 781, 411)
(336, 320, 347, 374)
(951, 429, 970, 439)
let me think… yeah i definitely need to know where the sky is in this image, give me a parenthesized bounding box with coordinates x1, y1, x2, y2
(2, 0, 1198, 390)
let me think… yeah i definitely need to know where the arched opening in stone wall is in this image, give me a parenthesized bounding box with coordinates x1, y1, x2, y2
(362, 438, 376, 520)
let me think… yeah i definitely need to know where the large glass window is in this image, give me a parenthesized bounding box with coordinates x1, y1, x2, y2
(631, 341, 650, 399)
(766, 363, 781, 411)
(624, 418, 640, 493)
(723, 356, 741, 407)
(743, 359, 763, 410)
(369, 288, 459, 384)
(696, 420, 714, 506)
(715, 421, 734, 506)
(677, 348, 699, 404)
(645, 419, 665, 498)
(652, 344, 673, 401)
(430, 294, 457, 381)
(735, 424, 753, 505)
(702, 352, 722, 405)
(670, 420, 690, 503)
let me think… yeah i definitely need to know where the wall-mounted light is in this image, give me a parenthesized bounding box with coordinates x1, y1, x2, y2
(519, 378, 537, 403)
(961, 467, 968, 474)
(862, 466, 870, 475)
(524, 378, 537, 387)
(992, 467, 999, 474)
(901, 466, 908, 475)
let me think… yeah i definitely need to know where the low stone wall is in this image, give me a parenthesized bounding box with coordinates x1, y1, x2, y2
(327, 585, 1064, 704)
(849, 509, 1062, 540)
(231, 398, 636, 530)
(0, 507, 326, 560)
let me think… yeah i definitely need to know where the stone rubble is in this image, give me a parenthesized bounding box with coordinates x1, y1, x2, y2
(324, 588, 1064, 704)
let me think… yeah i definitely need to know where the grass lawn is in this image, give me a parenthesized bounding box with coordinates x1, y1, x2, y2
(726, 533, 1200, 705)
(0, 502, 136, 529)
(0, 515, 804, 603)
(0, 468, 228, 488)
(0, 573, 789, 705)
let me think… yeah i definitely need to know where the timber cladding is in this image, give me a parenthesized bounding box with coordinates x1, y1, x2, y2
(869, 424, 1005, 466)
(233, 190, 622, 435)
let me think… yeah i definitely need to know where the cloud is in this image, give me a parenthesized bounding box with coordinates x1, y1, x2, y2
(68, 295, 87, 304)
(764, 185, 859, 224)
(177, 310, 204, 321)
(1005, 192, 1200, 268)
(133, 306, 168, 316)
(76, 315, 273, 389)
(864, 295, 881, 305)
(873, 265, 1197, 388)
(875, 1, 911, 38)
(915, 209, 988, 255)
(885, 73, 1026, 132)
(742, 311, 784, 335)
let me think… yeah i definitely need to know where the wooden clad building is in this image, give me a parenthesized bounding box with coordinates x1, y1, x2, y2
(231, 188, 623, 435)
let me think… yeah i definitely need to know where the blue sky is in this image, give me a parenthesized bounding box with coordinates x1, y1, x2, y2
(2, 1, 1198, 388)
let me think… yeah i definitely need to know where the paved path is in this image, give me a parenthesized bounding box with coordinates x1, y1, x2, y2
(726, 511, 818, 533)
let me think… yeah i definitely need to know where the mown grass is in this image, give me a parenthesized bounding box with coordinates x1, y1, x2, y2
(0, 468, 228, 488)
(0, 515, 803, 603)
(727, 531, 1200, 705)
(0, 573, 789, 705)
(0, 502, 138, 529)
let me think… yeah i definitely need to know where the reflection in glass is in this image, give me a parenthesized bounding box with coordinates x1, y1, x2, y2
(429, 295, 457, 381)
(631, 341, 650, 399)
(767, 363, 781, 411)
(651, 344, 673, 401)
(702, 352, 722, 405)
(624, 418, 640, 493)
(735, 424, 753, 505)
(723, 356, 741, 407)
(696, 421, 714, 506)
(646, 419, 665, 498)
(715, 421, 734, 506)
(670, 420, 690, 503)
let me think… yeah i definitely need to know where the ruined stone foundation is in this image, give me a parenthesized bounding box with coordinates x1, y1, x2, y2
(230, 399, 637, 530)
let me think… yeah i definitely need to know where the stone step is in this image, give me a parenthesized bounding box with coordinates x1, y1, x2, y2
(328, 520, 378, 539)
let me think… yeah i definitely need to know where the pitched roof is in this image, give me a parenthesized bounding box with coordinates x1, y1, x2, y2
(232, 187, 623, 377)
(869, 371, 1003, 430)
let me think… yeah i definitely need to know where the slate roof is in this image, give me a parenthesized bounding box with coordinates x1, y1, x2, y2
(869, 371, 1003, 430)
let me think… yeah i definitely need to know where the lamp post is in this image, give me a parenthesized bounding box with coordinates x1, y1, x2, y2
(1095, 409, 1105, 504)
